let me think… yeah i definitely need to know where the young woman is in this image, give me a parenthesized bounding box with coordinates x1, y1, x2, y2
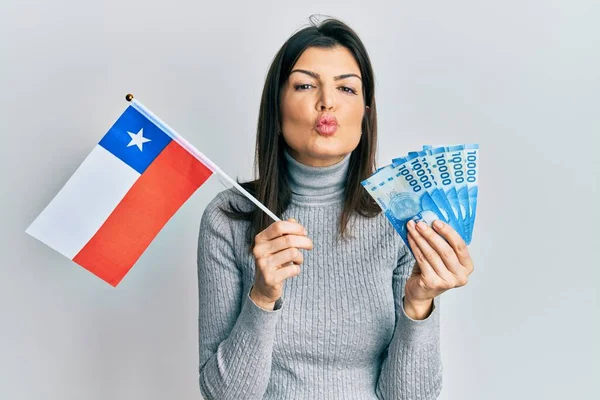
(197, 16, 474, 400)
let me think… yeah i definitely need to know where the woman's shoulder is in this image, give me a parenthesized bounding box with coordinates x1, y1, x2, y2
(201, 187, 253, 228)
(206, 187, 251, 210)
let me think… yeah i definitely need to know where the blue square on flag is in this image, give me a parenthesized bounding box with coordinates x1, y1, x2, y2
(99, 106, 172, 174)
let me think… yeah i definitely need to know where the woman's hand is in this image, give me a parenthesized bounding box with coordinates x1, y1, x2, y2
(251, 218, 313, 310)
(403, 219, 475, 319)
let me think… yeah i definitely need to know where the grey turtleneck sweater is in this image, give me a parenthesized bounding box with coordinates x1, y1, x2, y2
(197, 148, 443, 400)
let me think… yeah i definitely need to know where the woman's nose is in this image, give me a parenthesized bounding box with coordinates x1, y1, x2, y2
(317, 89, 335, 111)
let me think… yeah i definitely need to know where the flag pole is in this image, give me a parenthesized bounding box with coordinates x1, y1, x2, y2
(125, 94, 281, 223)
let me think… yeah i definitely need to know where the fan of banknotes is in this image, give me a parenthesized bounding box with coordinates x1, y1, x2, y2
(361, 144, 479, 248)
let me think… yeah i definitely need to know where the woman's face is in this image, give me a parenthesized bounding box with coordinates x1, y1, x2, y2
(280, 45, 366, 167)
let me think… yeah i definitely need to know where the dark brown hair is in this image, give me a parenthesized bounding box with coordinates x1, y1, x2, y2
(220, 16, 381, 252)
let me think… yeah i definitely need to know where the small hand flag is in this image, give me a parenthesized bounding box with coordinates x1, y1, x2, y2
(26, 95, 215, 286)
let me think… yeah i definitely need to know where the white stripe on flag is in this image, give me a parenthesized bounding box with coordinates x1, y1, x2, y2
(26, 145, 140, 259)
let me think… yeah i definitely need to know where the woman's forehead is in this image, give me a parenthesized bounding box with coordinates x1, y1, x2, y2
(291, 46, 361, 77)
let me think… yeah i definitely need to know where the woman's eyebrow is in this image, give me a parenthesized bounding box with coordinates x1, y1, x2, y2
(290, 69, 362, 81)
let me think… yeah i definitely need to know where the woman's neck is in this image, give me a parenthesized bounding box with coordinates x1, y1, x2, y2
(283, 146, 351, 206)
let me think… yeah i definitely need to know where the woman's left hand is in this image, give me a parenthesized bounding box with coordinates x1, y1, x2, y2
(403, 219, 475, 319)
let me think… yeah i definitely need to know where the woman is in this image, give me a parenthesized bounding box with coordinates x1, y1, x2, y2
(197, 16, 474, 400)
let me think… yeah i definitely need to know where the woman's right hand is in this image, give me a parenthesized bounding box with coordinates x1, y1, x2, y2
(250, 218, 313, 310)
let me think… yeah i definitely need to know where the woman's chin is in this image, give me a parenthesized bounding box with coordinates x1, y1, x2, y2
(294, 148, 347, 167)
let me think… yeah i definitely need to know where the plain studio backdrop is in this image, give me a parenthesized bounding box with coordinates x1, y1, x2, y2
(1, 1, 598, 399)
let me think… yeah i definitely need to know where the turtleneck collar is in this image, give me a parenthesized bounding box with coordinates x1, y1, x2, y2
(283, 146, 351, 206)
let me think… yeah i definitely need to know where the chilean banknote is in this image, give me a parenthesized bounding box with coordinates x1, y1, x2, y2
(362, 144, 479, 250)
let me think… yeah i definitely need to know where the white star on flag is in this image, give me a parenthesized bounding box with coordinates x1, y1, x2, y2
(127, 128, 151, 151)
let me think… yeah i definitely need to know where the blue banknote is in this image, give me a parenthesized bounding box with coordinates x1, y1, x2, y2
(423, 144, 479, 243)
(361, 159, 447, 249)
(464, 144, 479, 243)
(362, 144, 479, 248)
(445, 145, 471, 241)
(394, 151, 466, 239)
(422, 145, 466, 237)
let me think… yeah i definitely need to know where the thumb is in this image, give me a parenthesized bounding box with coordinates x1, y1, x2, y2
(288, 218, 297, 223)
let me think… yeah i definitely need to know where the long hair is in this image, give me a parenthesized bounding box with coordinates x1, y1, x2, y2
(220, 16, 381, 252)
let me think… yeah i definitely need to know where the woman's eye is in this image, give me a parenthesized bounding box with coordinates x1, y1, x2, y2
(294, 84, 314, 91)
(339, 86, 358, 95)
(293, 84, 357, 95)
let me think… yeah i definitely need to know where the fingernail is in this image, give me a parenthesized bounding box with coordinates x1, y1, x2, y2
(417, 221, 427, 231)
(433, 220, 444, 229)
(407, 220, 415, 229)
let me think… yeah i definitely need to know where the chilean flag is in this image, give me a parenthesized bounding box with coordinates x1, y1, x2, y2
(26, 102, 214, 286)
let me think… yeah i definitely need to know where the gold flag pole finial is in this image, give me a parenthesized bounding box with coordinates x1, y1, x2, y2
(125, 93, 134, 102)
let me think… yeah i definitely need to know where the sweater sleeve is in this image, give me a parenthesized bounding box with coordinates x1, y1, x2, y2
(375, 244, 443, 400)
(197, 192, 283, 400)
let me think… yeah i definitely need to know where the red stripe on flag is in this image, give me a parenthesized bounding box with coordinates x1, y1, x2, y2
(73, 140, 213, 286)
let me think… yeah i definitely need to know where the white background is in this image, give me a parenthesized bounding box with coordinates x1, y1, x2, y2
(1, 1, 598, 399)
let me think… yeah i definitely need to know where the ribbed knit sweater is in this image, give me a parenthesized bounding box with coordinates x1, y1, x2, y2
(197, 148, 443, 400)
